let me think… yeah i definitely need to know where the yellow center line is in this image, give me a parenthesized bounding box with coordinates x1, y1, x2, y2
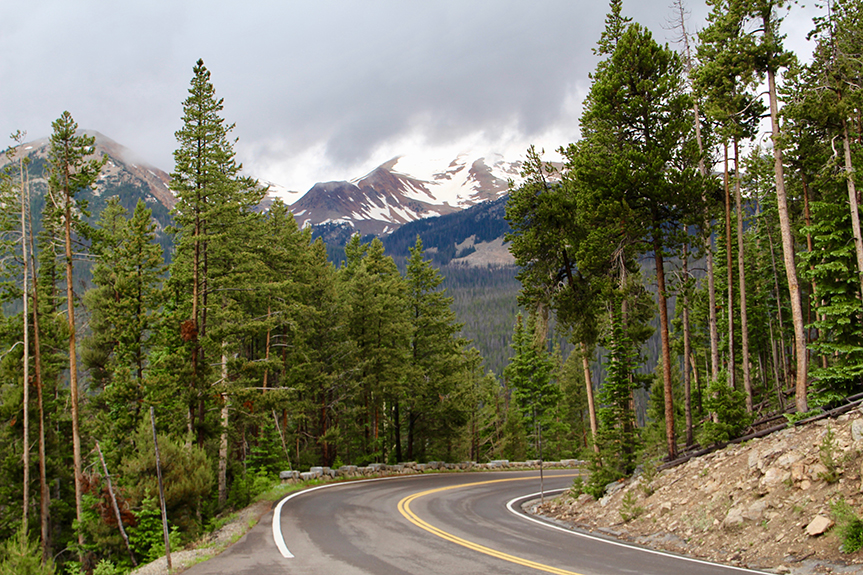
(397, 474, 585, 575)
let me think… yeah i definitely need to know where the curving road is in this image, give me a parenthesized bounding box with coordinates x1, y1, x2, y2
(185, 470, 768, 575)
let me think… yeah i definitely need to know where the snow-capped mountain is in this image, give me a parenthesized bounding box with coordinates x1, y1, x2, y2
(286, 152, 524, 235)
(5, 131, 176, 212)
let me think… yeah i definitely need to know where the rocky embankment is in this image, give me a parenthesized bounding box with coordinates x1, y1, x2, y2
(537, 409, 863, 574)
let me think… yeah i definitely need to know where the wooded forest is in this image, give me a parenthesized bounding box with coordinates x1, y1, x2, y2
(1, 0, 862, 572)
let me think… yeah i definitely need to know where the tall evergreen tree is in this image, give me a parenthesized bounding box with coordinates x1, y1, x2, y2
(168, 59, 264, 450)
(404, 237, 467, 461)
(83, 198, 164, 439)
(46, 111, 105, 554)
(569, 22, 701, 460)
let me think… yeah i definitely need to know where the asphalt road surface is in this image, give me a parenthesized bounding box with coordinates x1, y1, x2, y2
(185, 470, 769, 575)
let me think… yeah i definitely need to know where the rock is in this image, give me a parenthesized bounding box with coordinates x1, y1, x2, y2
(791, 461, 807, 482)
(809, 462, 829, 481)
(723, 506, 745, 528)
(659, 502, 673, 515)
(776, 451, 801, 469)
(743, 499, 770, 521)
(279, 470, 299, 481)
(748, 449, 761, 470)
(576, 493, 592, 506)
(806, 515, 834, 536)
(760, 467, 791, 488)
(851, 418, 863, 442)
(605, 480, 626, 496)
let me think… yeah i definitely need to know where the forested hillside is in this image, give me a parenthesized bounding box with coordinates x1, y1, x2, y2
(2, 0, 863, 573)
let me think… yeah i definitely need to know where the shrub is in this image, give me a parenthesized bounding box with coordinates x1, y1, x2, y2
(128, 496, 181, 564)
(697, 371, 752, 446)
(122, 422, 213, 539)
(0, 527, 55, 575)
(619, 491, 645, 522)
(818, 428, 841, 484)
(831, 498, 863, 553)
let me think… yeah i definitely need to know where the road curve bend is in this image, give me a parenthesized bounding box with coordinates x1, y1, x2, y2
(185, 470, 770, 575)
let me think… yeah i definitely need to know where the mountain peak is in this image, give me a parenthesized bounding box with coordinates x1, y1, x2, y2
(288, 152, 523, 235)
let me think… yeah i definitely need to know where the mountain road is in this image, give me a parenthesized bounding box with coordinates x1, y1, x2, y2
(183, 470, 769, 575)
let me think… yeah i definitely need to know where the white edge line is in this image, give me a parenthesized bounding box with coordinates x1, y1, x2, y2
(272, 475, 423, 559)
(505, 490, 773, 575)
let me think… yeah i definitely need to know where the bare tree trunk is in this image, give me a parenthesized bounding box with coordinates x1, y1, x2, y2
(676, 0, 719, 381)
(580, 342, 599, 454)
(842, 118, 863, 300)
(654, 235, 676, 460)
(769, 318, 786, 410)
(724, 144, 736, 389)
(734, 141, 753, 411)
(689, 352, 701, 417)
(21, 152, 30, 529)
(63, 186, 84, 555)
(28, 215, 50, 563)
(767, 65, 808, 413)
(150, 408, 171, 571)
(95, 441, 136, 567)
(765, 221, 792, 389)
(683, 246, 693, 447)
(262, 305, 272, 392)
(218, 348, 229, 507)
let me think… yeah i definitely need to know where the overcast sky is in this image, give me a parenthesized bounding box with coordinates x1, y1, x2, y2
(1, 1, 822, 193)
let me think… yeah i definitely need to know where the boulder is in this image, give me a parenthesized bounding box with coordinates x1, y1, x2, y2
(723, 506, 745, 528)
(760, 467, 791, 488)
(279, 470, 299, 482)
(743, 499, 770, 521)
(852, 418, 863, 442)
(806, 515, 834, 536)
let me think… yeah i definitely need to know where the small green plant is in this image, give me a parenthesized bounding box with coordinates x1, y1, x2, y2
(619, 490, 645, 522)
(819, 427, 841, 484)
(831, 497, 863, 553)
(784, 409, 821, 424)
(129, 495, 182, 563)
(570, 477, 586, 497)
(0, 527, 55, 575)
(639, 459, 657, 497)
(92, 559, 123, 575)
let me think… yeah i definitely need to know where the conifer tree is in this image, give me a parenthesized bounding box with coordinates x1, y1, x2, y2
(569, 21, 701, 460)
(168, 59, 264, 449)
(83, 198, 164, 438)
(505, 146, 600, 451)
(504, 313, 561, 458)
(46, 111, 105, 554)
(340, 237, 411, 463)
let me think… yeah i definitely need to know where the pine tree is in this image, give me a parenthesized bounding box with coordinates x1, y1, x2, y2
(504, 313, 561, 459)
(505, 146, 600, 451)
(569, 22, 702, 460)
(46, 111, 105, 555)
(168, 59, 264, 452)
(83, 198, 164, 439)
(340, 237, 411, 463)
(403, 237, 466, 461)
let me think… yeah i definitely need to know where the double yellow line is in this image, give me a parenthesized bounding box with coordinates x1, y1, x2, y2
(397, 476, 584, 575)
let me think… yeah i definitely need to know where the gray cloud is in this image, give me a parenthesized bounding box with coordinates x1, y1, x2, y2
(1, 1, 818, 191)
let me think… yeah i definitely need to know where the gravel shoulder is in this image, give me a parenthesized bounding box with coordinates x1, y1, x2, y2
(128, 499, 272, 575)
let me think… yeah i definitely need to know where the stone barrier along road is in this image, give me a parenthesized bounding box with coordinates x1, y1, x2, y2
(278, 459, 584, 483)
